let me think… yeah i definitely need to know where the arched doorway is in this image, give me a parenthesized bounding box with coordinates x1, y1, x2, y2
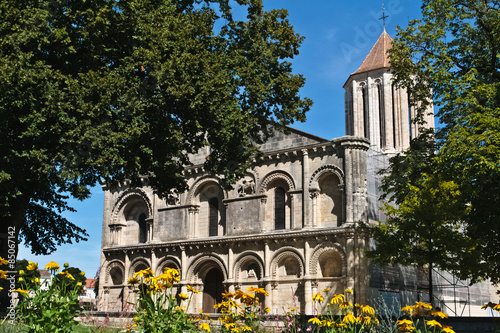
(202, 268, 224, 313)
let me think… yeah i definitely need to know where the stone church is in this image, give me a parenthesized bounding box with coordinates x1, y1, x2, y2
(98, 31, 437, 314)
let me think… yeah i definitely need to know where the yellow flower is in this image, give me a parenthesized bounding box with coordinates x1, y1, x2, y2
(80, 271, 85, 276)
(31, 277, 40, 284)
(231, 328, 239, 333)
(345, 288, 353, 294)
(312, 293, 324, 302)
(45, 261, 60, 271)
(264, 306, 270, 313)
(0, 257, 8, 265)
(401, 305, 414, 313)
(179, 293, 189, 300)
(493, 304, 500, 311)
(425, 320, 442, 328)
(19, 270, 25, 276)
(66, 273, 75, 280)
(331, 294, 345, 305)
(0, 287, 3, 291)
(343, 312, 357, 324)
(222, 290, 234, 299)
(339, 301, 352, 309)
(14, 288, 28, 295)
(0, 270, 8, 279)
(225, 323, 235, 329)
(76, 282, 82, 287)
(361, 305, 375, 316)
(322, 287, 331, 292)
(26, 261, 38, 271)
(247, 286, 269, 296)
(64, 263, 69, 268)
(442, 326, 455, 333)
(415, 301, 432, 310)
(322, 320, 334, 327)
(397, 319, 413, 326)
(431, 310, 448, 319)
(200, 323, 210, 332)
(18, 277, 24, 282)
(308, 317, 322, 325)
(187, 285, 201, 294)
(128, 277, 140, 285)
(134, 267, 154, 279)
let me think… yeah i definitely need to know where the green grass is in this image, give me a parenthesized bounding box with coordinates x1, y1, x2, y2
(0, 322, 123, 333)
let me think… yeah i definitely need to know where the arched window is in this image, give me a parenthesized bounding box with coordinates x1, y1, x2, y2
(362, 85, 369, 139)
(209, 198, 219, 237)
(274, 187, 286, 230)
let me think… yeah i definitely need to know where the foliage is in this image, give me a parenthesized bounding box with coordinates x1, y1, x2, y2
(126, 267, 202, 333)
(385, 0, 500, 284)
(308, 288, 378, 333)
(0, 0, 311, 267)
(367, 132, 476, 302)
(214, 287, 269, 333)
(15, 261, 83, 333)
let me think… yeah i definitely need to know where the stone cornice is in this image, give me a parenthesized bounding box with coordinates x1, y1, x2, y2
(102, 227, 365, 254)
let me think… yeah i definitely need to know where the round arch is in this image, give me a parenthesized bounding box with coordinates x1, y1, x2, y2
(233, 252, 265, 282)
(186, 254, 228, 284)
(309, 165, 344, 191)
(259, 171, 296, 193)
(156, 256, 181, 273)
(185, 177, 228, 205)
(105, 260, 125, 285)
(309, 243, 347, 277)
(128, 258, 151, 279)
(111, 189, 153, 224)
(270, 248, 304, 279)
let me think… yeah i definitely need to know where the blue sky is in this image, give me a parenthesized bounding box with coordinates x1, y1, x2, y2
(17, 0, 424, 279)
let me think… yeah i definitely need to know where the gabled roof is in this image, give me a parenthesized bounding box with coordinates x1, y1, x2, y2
(352, 31, 392, 75)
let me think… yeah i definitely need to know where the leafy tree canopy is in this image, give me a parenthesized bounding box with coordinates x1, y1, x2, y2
(0, 0, 312, 257)
(370, 0, 500, 284)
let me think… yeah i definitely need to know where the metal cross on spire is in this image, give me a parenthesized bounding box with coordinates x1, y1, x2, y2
(379, 5, 389, 32)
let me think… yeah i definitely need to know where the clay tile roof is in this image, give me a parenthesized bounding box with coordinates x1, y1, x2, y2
(85, 278, 96, 288)
(352, 31, 392, 75)
(39, 269, 51, 278)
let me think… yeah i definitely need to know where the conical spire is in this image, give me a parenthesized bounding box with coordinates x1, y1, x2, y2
(352, 32, 392, 75)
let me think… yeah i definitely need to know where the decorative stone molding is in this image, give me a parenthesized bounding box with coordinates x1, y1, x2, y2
(309, 165, 345, 190)
(259, 171, 296, 193)
(309, 242, 347, 277)
(128, 258, 151, 278)
(233, 252, 265, 281)
(186, 254, 228, 283)
(105, 260, 125, 285)
(111, 188, 153, 224)
(185, 176, 228, 205)
(270, 248, 304, 279)
(156, 256, 181, 272)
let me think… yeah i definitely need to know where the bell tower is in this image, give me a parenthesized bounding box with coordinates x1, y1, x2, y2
(343, 31, 434, 153)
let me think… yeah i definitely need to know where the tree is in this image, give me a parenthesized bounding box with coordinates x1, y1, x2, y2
(370, 0, 500, 285)
(368, 131, 476, 304)
(0, 0, 311, 307)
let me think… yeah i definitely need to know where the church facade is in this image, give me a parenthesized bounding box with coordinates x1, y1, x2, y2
(97, 32, 436, 314)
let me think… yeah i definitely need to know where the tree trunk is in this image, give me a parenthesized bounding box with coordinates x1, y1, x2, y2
(0, 198, 29, 312)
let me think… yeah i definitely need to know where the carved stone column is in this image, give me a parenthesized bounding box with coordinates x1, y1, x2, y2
(310, 190, 319, 228)
(146, 218, 153, 242)
(302, 149, 311, 228)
